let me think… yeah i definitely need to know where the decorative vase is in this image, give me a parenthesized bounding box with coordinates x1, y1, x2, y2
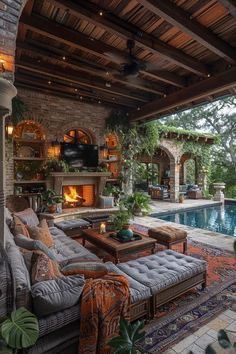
(117, 228, 133, 240)
(179, 194, 184, 203)
(47, 205, 57, 214)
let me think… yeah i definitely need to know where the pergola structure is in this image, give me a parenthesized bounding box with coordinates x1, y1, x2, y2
(0, 0, 236, 243)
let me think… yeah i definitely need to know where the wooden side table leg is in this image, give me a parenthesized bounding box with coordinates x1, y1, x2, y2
(183, 240, 187, 254)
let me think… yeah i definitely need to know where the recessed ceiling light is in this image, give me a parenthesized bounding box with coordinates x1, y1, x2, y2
(106, 71, 109, 76)
(105, 82, 111, 87)
(74, 88, 78, 92)
(99, 10, 103, 16)
(80, 96, 83, 99)
(62, 56, 66, 60)
(207, 73, 211, 77)
(98, 100, 101, 104)
(48, 80, 52, 85)
(163, 94, 167, 98)
(137, 107, 141, 111)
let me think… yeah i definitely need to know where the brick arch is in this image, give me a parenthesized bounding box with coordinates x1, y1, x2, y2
(58, 123, 97, 144)
(1, 0, 28, 81)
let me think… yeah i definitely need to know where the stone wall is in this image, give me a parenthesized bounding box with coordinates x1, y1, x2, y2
(5, 87, 110, 196)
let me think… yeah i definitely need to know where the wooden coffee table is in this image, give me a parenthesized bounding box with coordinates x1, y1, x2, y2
(82, 228, 156, 263)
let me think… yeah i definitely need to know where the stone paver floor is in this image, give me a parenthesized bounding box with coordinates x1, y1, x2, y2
(162, 310, 236, 354)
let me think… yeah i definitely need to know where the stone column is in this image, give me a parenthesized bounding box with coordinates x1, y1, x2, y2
(170, 160, 180, 202)
(0, 78, 17, 247)
(213, 182, 226, 203)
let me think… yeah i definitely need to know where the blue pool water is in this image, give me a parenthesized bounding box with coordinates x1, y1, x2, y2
(152, 203, 236, 237)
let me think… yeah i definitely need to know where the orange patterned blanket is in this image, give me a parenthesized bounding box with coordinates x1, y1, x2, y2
(78, 274, 130, 354)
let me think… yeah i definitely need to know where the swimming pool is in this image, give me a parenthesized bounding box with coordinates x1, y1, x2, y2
(151, 203, 236, 237)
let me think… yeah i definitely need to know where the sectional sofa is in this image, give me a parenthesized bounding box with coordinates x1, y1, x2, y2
(1, 218, 207, 354)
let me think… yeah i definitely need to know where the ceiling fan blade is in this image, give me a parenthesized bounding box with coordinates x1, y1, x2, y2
(145, 61, 161, 71)
(104, 51, 127, 65)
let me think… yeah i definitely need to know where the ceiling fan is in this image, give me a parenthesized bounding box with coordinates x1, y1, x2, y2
(105, 39, 151, 79)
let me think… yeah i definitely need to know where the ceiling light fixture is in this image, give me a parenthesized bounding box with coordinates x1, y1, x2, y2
(48, 80, 52, 85)
(98, 100, 101, 104)
(99, 10, 103, 16)
(62, 56, 66, 61)
(74, 88, 78, 92)
(80, 96, 83, 100)
(105, 82, 111, 87)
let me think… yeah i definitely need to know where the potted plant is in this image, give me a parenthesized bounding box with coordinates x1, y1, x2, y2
(99, 184, 115, 208)
(42, 189, 64, 213)
(0, 307, 39, 353)
(42, 158, 69, 177)
(109, 318, 145, 354)
(122, 192, 151, 216)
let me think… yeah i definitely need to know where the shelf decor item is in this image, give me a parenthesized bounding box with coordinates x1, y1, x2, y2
(17, 145, 35, 158)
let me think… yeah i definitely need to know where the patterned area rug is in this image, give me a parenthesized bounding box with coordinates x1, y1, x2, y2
(81, 225, 236, 353)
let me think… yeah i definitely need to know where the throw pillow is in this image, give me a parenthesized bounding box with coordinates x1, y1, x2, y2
(14, 234, 57, 260)
(31, 275, 85, 317)
(61, 261, 108, 279)
(14, 208, 39, 227)
(13, 215, 30, 238)
(31, 252, 62, 285)
(5, 207, 13, 226)
(27, 219, 54, 248)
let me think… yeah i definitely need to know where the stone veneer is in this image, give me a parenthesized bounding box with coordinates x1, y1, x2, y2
(5, 87, 110, 196)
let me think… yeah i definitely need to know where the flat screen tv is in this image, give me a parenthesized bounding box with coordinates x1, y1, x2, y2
(61, 143, 98, 167)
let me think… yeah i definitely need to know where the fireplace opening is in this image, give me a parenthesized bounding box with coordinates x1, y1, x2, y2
(63, 185, 95, 208)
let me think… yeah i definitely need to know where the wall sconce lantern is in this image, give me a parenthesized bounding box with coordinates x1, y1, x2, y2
(48, 139, 61, 158)
(0, 58, 5, 74)
(5, 122, 14, 139)
(99, 144, 108, 160)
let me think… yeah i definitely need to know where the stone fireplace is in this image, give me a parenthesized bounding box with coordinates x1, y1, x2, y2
(63, 185, 95, 208)
(49, 172, 111, 208)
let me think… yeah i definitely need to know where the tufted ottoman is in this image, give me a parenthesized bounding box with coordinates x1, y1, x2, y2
(54, 219, 90, 239)
(105, 262, 151, 321)
(117, 250, 207, 316)
(148, 225, 187, 253)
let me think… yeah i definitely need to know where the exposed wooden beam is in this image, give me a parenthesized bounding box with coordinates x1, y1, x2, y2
(136, 0, 236, 63)
(15, 73, 133, 108)
(48, 0, 208, 75)
(20, 14, 188, 87)
(130, 67, 236, 121)
(218, 0, 236, 17)
(139, 70, 186, 88)
(16, 59, 149, 103)
(16, 42, 165, 95)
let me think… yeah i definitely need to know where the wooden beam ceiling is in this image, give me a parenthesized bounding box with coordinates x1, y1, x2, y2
(16, 59, 150, 103)
(15, 72, 132, 108)
(130, 66, 236, 121)
(136, 0, 236, 63)
(16, 42, 166, 95)
(218, 0, 236, 17)
(32, 0, 209, 76)
(20, 13, 189, 88)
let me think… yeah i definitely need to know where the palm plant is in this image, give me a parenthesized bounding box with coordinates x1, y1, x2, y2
(109, 318, 145, 354)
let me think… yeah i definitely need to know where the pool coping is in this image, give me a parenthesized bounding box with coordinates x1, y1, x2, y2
(150, 201, 222, 217)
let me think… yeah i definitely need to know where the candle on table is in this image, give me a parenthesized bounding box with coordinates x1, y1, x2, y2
(100, 222, 106, 234)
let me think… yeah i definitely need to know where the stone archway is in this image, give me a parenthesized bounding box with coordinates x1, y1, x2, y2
(159, 139, 183, 202)
(0, 0, 28, 82)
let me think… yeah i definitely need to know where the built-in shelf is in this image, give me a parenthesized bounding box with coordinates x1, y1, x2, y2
(14, 138, 45, 144)
(101, 159, 120, 163)
(14, 157, 45, 161)
(14, 180, 48, 184)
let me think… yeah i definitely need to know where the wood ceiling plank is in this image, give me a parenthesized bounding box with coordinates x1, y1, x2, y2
(20, 13, 185, 87)
(15, 58, 149, 103)
(47, 0, 208, 75)
(136, 0, 236, 62)
(130, 66, 236, 121)
(216, 0, 236, 18)
(15, 73, 134, 108)
(16, 42, 165, 95)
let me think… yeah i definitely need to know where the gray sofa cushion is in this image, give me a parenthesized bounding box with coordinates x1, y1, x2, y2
(105, 262, 151, 304)
(117, 250, 207, 294)
(54, 219, 90, 231)
(31, 275, 85, 317)
(14, 208, 39, 227)
(49, 226, 99, 262)
(14, 234, 57, 261)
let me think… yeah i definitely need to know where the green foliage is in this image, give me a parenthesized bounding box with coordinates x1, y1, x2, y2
(1, 307, 39, 349)
(11, 96, 28, 126)
(111, 210, 131, 230)
(42, 158, 69, 177)
(42, 189, 64, 206)
(157, 124, 217, 141)
(122, 192, 151, 216)
(109, 318, 145, 354)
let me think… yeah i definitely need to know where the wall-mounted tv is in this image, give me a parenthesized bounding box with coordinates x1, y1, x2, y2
(61, 143, 98, 167)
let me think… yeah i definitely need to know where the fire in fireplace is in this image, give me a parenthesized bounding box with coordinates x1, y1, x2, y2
(63, 185, 95, 208)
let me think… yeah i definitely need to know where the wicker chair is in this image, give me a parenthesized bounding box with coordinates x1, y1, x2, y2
(6, 195, 29, 213)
